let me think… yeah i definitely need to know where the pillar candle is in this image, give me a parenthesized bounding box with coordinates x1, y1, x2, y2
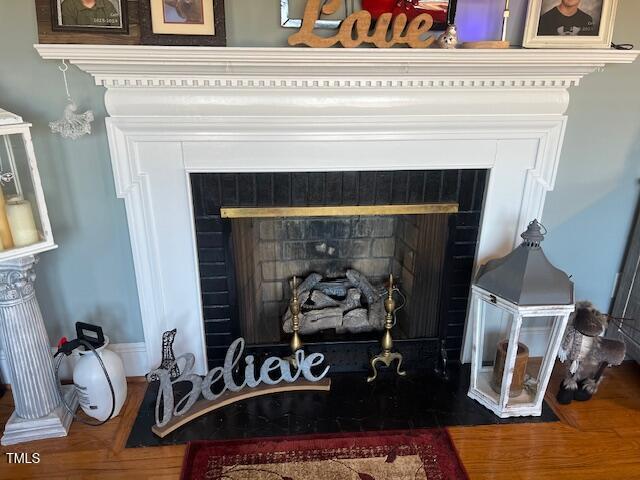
(0, 187, 14, 249)
(6, 200, 39, 247)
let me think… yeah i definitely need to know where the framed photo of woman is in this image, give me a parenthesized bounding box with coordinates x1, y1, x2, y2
(523, 0, 618, 48)
(139, 0, 226, 46)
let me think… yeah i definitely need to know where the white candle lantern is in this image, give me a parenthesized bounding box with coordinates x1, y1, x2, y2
(467, 220, 575, 418)
(0, 109, 56, 259)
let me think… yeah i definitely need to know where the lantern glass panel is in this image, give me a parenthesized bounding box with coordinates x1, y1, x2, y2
(0, 133, 45, 250)
(504, 314, 557, 408)
(473, 297, 516, 403)
(0, 135, 22, 199)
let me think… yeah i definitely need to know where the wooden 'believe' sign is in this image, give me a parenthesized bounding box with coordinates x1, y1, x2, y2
(288, 0, 435, 49)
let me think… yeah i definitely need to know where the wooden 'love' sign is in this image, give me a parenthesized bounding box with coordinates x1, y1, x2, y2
(288, 0, 435, 49)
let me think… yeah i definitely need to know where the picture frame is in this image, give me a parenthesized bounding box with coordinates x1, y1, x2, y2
(280, 0, 351, 29)
(50, 0, 129, 34)
(139, 0, 226, 46)
(523, 0, 618, 49)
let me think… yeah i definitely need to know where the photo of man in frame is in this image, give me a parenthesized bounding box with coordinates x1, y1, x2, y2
(537, 0, 602, 36)
(57, 0, 123, 28)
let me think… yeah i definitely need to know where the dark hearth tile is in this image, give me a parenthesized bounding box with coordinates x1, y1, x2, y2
(204, 319, 232, 334)
(441, 170, 460, 201)
(454, 226, 479, 243)
(197, 232, 224, 248)
(190, 175, 205, 216)
(273, 173, 291, 205)
(199, 263, 226, 277)
(238, 174, 257, 206)
(458, 170, 476, 211)
(473, 169, 488, 211)
(342, 172, 359, 204)
(424, 171, 442, 202)
(198, 247, 226, 263)
(126, 365, 558, 448)
(200, 277, 228, 293)
(221, 174, 239, 206)
(455, 212, 481, 227)
(325, 172, 343, 205)
(291, 173, 308, 205)
(374, 171, 393, 204)
(199, 174, 223, 213)
(407, 171, 425, 204)
(357, 172, 376, 204)
(307, 172, 326, 205)
(195, 216, 224, 233)
(202, 291, 230, 306)
(391, 171, 409, 204)
(256, 173, 274, 206)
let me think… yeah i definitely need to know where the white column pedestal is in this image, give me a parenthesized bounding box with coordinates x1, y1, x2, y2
(2, 385, 77, 446)
(0, 256, 77, 446)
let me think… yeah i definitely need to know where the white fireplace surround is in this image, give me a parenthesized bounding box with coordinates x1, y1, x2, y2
(35, 45, 639, 375)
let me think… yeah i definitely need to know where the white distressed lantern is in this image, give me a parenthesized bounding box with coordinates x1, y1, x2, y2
(467, 220, 575, 418)
(0, 109, 55, 260)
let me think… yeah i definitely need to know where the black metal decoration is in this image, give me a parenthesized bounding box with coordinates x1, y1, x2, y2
(147, 329, 180, 381)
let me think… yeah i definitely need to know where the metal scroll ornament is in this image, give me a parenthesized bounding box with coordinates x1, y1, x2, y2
(147, 329, 180, 382)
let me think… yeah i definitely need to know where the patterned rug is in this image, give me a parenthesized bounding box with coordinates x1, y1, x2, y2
(180, 429, 467, 480)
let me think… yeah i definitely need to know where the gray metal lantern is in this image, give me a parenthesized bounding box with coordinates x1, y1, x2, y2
(467, 220, 575, 418)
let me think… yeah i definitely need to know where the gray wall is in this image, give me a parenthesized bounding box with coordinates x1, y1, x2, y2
(0, 1, 143, 344)
(0, 0, 638, 345)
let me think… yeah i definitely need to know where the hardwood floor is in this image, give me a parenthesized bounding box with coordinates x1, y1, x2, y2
(1, 362, 639, 480)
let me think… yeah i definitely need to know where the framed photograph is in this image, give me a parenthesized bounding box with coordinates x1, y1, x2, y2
(50, 0, 129, 33)
(139, 0, 226, 46)
(523, 0, 618, 48)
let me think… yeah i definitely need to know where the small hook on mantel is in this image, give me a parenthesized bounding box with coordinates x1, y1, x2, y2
(58, 58, 69, 73)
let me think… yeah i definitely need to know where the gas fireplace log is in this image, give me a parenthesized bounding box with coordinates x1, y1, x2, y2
(298, 307, 344, 335)
(308, 290, 340, 309)
(314, 279, 354, 297)
(346, 269, 378, 305)
(339, 308, 372, 333)
(341, 288, 362, 312)
(297, 273, 323, 293)
(368, 298, 386, 330)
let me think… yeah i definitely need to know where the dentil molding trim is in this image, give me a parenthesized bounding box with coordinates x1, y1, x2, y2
(35, 45, 638, 90)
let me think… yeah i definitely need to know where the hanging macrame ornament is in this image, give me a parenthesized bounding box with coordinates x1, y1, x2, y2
(49, 60, 94, 140)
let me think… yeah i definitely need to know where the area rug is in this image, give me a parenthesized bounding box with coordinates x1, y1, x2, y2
(180, 429, 467, 480)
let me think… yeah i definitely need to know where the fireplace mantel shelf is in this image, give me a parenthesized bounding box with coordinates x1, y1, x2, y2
(35, 44, 638, 89)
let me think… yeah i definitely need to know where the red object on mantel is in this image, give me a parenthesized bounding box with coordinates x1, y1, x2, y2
(362, 0, 449, 25)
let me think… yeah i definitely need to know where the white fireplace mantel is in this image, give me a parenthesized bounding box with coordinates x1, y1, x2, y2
(34, 45, 638, 374)
(35, 45, 638, 89)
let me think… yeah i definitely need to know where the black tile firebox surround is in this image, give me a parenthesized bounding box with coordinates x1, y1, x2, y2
(190, 170, 488, 371)
(125, 364, 558, 448)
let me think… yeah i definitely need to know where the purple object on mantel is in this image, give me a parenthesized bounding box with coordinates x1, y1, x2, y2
(455, 0, 528, 45)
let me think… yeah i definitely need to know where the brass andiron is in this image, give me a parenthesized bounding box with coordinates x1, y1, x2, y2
(289, 276, 304, 358)
(367, 273, 406, 382)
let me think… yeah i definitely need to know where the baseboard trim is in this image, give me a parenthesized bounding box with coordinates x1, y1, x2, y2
(0, 342, 148, 384)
